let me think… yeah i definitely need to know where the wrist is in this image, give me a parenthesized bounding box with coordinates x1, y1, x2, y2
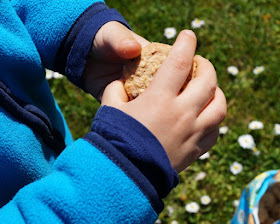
(54, 3, 130, 91)
(85, 106, 179, 199)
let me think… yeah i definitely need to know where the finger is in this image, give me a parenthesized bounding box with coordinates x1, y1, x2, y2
(94, 21, 143, 60)
(101, 80, 129, 106)
(149, 30, 197, 96)
(178, 55, 217, 115)
(196, 87, 227, 130)
(82, 59, 123, 101)
(131, 32, 150, 48)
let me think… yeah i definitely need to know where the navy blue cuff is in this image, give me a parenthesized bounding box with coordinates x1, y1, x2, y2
(54, 2, 131, 88)
(83, 106, 179, 211)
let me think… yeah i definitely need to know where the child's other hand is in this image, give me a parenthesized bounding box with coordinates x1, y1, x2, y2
(101, 30, 227, 173)
(82, 21, 150, 101)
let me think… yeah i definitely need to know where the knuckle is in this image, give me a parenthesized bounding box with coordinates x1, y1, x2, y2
(205, 71, 217, 95)
(206, 79, 217, 96)
(217, 109, 227, 124)
(217, 89, 227, 121)
(214, 105, 227, 125)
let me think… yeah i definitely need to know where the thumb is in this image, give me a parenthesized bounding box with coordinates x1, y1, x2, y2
(101, 80, 129, 107)
(94, 21, 143, 60)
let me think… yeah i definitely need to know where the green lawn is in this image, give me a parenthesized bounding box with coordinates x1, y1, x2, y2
(49, 0, 280, 223)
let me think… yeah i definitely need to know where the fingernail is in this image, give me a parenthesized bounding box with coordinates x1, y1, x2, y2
(123, 40, 138, 45)
(184, 30, 196, 39)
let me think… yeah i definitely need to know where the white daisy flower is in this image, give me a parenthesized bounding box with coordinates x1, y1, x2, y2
(238, 134, 256, 149)
(233, 199, 239, 207)
(253, 66, 265, 75)
(155, 219, 162, 224)
(45, 69, 53, 80)
(227, 66, 239, 76)
(274, 124, 280, 135)
(200, 195, 211, 205)
(53, 72, 63, 79)
(252, 147, 261, 156)
(199, 152, 210, 160)
(164, 27, 177, 39)
(230, 161, 243, 175)
(219, 126, 228, 135)
(185, 202, 200, 213)
(166, 205, 174, 216)
(171, 221, 179, 224)
(248, 121, 264, 130)
(191, 18, 205, 29)
(195, 172, 206, 181)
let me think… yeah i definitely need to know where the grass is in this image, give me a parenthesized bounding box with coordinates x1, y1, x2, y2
(49, 0, 280, 223)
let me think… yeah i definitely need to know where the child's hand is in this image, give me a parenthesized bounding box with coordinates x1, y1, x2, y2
(101, 30, 227, 173)
(82, 21, 150, 100)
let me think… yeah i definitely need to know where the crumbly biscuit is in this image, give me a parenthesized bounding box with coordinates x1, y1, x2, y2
(123, 42, 197, 101)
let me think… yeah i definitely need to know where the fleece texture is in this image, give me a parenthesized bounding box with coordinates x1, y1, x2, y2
(0, 139, 158, 223)
(54, 2, 131, 88)
(0, 0, 176, 222)
(10, 0, 106, 69)
(86, 106, 179, 204)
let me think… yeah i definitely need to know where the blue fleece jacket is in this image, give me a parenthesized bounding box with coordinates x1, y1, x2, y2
(0, 0, 179, 223)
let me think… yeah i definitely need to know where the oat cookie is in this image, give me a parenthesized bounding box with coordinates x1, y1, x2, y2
(123, 42, 197, 101)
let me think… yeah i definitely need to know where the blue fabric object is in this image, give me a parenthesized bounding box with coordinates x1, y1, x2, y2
(0, 0, 177, 222)
(10, 0, 106, 70)
(0, 81, 65, 154)
(55, 2, 131, 88)
(231, 170, 280, 224)
(0, 107, 57, 207)
(0, 139, 158, 223)
(85, 132, 164, 214)
(86, 106, 179, 199)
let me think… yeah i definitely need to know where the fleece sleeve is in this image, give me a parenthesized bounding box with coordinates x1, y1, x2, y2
(0, 106, 179, 223)
(10, 0, 130, 87)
